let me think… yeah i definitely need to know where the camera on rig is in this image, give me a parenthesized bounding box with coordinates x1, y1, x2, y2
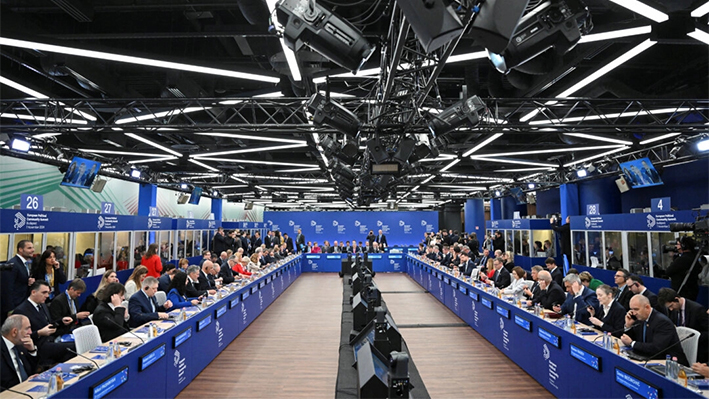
(662, 240, 678, 253)
(669, 216, 709, 250)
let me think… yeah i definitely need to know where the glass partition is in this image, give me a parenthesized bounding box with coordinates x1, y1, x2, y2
(159, 231, 171, 261)
(194, 231, 203, 256)
(115, 232, 131, 271)
(75, 232, 96, 277)
(519, 230, 530, 256)
(505, 230, 514, 253)
(177, 230, 186, 259)
(0, 234, 11, 262)
(185, 231, 194, 258)
(532, 230, 555, 257)
(572, 231, 587, 265)
(587, 231, 602, 268)
(626, 232, 649, 275)
(134, 232, 147, 262)
(14, 234, 43, 254)
(201, 231, 210, 255)
(650, 232, 678, 278)
(46, 233, 71, 277)
(97, 232, 115, 272)
(604, 231, 622, 270)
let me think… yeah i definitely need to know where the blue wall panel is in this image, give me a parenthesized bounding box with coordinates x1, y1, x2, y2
(536, 187, 560, 217)
(578, 176, 622, 215)
(263, 211, 438, 247)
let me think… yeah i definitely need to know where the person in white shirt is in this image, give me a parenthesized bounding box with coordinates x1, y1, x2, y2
(503, 266, 528, 299)
(1, 314, 38, 389)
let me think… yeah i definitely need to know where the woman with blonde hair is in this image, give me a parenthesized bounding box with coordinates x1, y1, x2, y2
(80, 269, 119, 313)
(124, 266, 148, 300)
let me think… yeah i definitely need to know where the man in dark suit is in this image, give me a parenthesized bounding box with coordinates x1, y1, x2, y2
(545, 257, 563, 287)
(626, 275, 660, 310)
(550, 215, 572, 266)
(12, 281, 74, 366)
(1, 314, 38, 390)
(476, 249, 490, 268)
(440, 246, 452, 267)
(264, 231, 273, 249)
(49, 279, 91, 335)
(492, 231, 505, 253)
(252, 232, 262, 249)
(665, 236, 701, 301)
(198, 261, 217, 291)
(523, 266, 543, 301)
(588, 284, 626, 336)
(531, 270, 566, 310)
(621, 294, 689, 366)
(554, 273, 599, 325)
(212, 227, 228, 254)
(128, 277, 173, 328)
(295, 229, 305, 253)
(376, 229, 388, 249)
(158, 264, 177, 293)
(93, 282, 130, 343)
(502, 251, 515, 273)
(185, 265, 215, 298)
(219, 258, 236, 285)
(2, 240, 36, 323)
(284, 233, 294, 253)
(482, 258, 511, 289)
(460, 252, 475, 277)
(658, 287, 709, 363)
(613, 269, 633, 311)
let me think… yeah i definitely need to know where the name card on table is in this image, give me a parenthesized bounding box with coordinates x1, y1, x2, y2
(538, 327, 560, 348)
(197, 315, 212, 332)
(496, 305, 510, 319)
(368, 255, 382, 259)
(91, 366, 128, 399)
(459, 286, 467, 295)
(481, 297, 493, 309)
(444, 277, 450, 284)
(215, 305, 227, 319)
(139, 344, 166, 372)
(514, 315, 532, 332)
(173, 327, 192, 348)
(615, 368, 660, 399)
(242, 291, 250, 300)
(570, 344, 601, 372)
(229, 297, 240, 308)
(469, 291, 479, 301)
(250, 286, 258, 294)
(327, 255, 340, 259)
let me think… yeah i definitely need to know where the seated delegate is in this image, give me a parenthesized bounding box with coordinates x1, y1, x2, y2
(528, 270, 565, 310)
(587, 284, 626, 336)
(167, 272, 201, 309)
(92, 282, 130, 343)
(128, 277, 173, 328)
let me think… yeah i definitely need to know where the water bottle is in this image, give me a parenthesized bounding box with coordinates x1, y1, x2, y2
(565, 315, 572, 331)
(665, 355, 672, 378)
(46, 370, 58, 395)
(180, 307, 186, 322)
(105, 342, 115, 363)
(671, 357, 680, 381)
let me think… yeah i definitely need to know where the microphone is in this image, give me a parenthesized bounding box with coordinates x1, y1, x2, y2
(105, 318, 146, 345)
(591, 324, 640, 342)
(642, 332, 695, 367)
(0, 386, 33, 399)
(66, 347, 99, 370)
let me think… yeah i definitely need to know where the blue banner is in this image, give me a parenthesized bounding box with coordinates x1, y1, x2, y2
(569, 210, 695, 231)
(263, 211, 438, 247)
(487, 218, 552, 231)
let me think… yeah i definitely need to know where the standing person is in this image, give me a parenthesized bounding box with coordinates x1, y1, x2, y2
(366, 230, 376, 249)
(252, 231, 262, 248)
(31, 249, 67, 301)
(2, 240, 36, 322)
(550, 215, 572, 266)
(141, 243, 163, 278)
(284, 233, 294, 253)
(295, 229, 305, 253)
(376, 229, 388, 249)
(665, 236, 701, 301)
(212, 227, 228, 254)
(492, 231, 505, 253)
(469, 233, 480, 257)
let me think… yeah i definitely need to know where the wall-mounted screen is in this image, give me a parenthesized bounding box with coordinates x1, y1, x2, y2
(619, 157, 663, 189)
(61, 157, 101, 189)
(188, 187, 203, 204)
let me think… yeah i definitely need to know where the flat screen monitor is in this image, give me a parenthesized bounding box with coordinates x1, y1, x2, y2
(188, 187, 203, 204)
(619, 157, 663, 189)
(61, 157, 101, 189)
(509, 187, 526, 204)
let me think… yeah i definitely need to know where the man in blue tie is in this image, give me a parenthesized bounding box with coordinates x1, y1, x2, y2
(477, 249, 490, 268)
(128, 277, 173, 328)
(1, 314, 38, 390)
(2, 240, 37, 323)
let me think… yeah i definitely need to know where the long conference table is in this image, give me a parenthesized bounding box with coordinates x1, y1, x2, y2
(405, 255, 707, 399)
(1, 256, 302, 399)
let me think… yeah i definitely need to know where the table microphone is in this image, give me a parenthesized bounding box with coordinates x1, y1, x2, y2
(591, 323, 640, 342)
(105, 318, 146, 345)
(642, 332, 695, 367)
(0, 386, 33, 399)
(66, 347, 100, 370)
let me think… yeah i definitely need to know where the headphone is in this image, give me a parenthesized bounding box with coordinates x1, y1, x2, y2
(678, 236, 695, 251)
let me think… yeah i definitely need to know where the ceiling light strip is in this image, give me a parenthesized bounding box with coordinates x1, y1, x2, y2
(470, 156, 557, 168)
(128, 156, 178, 164)
(688, 29, 709, 45)
(194, 132, 306, 145)
(191, 143, 308, 158)
(0, 37, 279, 83)
(473, 144, 623, 157)
(638, 133, 681, 145)
(188, 159, 220, 172)
(116, 107, 208, 125)
(692, 1, 709, 17)
(563, 146, 629, 167)
(124, 133, 182, 157)
(563, 133, 633, 145)
(578, 26, 652, 43)
(462, 133, 504, 157)
(440, 158, 461, 172)
(607, 0, 668, 22)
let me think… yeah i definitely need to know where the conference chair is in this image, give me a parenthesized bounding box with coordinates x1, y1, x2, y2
(73, 325, 103, 354)
(155, 291, 167, 307)
(676, 326, 700, 365)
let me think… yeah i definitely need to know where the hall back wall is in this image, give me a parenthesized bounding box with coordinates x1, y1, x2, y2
(263, 211, 438, 247)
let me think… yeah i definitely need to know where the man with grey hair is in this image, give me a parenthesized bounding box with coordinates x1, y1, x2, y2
(553, 273, 599, 324)
(1, 314, 38, 389)
(186, 265, 214, 298)
(198, 261, 217, 291)
(128, 276, 173, 328)
(219, 256, 236, 285)
(529, 270, 566, 310)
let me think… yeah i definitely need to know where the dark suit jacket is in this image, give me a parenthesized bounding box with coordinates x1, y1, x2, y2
(641, 289, 659, 309)
(252, 237, 262, 248)
(185, 278, 208, 298)
(49, 292, 81, 335)
(616, 285, 633, 311)
(492, 267, 511, 289)
(549, 267, 563, 287)
(3, 256, 32, 317)
(440, 253, 452, 267)
(594, 300, 627, 337)
(158, 273, 172, 293)
(219, 264, 236, 285)
(476, 255, 489, 268)
(535, 282, 566, 310)
(377, 234, 388, 247)
(1, 337, 37, 389)
(295, 234, 305, 249)
(93, 302, 129, 342)
(503, 260, 515, 273)
(12, 300, 55, 347)
(128, 290, 167, 328)
(670, 299, 709, 363)
(212, 233, 228, 254)
(461, 260, 475, 277)
(197, 271, 215, 291)
(525, 281, 540, 300)
(285, 237, 294, 252)
(626, 309, 689, 366)
(559, 286, 599, 325)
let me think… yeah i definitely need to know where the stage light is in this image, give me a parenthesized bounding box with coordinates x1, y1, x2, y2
(527, 183, 536, 189)
(486, 0, 592, 74)
(697, 138, 709, 152)
(130, 169, 142, 179)
(576, 169, 588, 178)
(393, 138, 416, 164)
(428, 95, 486, 136)
(468, 0, 530, 54)
(277, 0, 374, 72)
(307, 93, 360, 136)
(495, 190, 502, 197)
(10, 138, 30, 152)
(397, 0, 464, 53)
(366, 138, 390, 164)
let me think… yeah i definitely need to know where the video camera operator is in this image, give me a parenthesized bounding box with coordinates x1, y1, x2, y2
(665, 236, 701, 301)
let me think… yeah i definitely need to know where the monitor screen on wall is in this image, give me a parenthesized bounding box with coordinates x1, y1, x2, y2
(509, 187, 526, 204)
(188, 187, 203, 204)
(60, 157, 102, 189)
(618, 157, 663, 189)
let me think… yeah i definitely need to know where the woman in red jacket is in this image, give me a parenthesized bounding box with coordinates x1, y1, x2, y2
(141, 243, 163, 278)
(232, 260, 252, 277)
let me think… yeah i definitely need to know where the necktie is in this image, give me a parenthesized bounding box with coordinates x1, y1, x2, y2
(150, 297, 156, 312)
(678, 312, 684, 327)
(24, 260, 31, 274)
(12, 346, 28, 382)
(642, 322, 647, 342)
(36, 304, 49, 324)
(69, 297, 77, 315)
